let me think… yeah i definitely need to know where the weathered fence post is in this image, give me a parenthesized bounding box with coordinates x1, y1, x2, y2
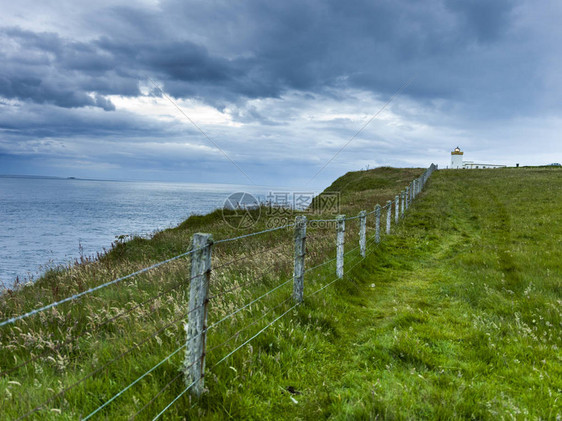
(336, 215, 345, 278)
(394, 194, 399, 224)
(292, 216, 307, 303)
(359, 211, 366, 258)
(184, 233, 213, 397)
(375, 204, 381, 244)
(386, 200, 392, 235)
(401, 191, 405, 217)
(405, 186, 410, 210)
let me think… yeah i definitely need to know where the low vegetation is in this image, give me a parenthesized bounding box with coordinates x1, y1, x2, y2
(1, 166, 560, 419)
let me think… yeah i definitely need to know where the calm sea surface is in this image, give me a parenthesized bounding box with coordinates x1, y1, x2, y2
(0, 177, 264, 287)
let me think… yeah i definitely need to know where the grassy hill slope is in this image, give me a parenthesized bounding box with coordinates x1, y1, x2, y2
(1, 167, 560, 419)
(300, 167, 561, 419)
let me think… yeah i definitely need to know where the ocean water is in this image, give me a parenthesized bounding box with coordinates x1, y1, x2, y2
(0, 177, 264, 287)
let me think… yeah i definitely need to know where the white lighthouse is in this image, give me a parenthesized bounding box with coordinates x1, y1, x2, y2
(449, 146, 506, 169)
(451, 146, 463, 169)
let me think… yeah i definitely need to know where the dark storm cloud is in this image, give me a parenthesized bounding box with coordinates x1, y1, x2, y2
(149, 0, 521, 104)
(0, 0, 524, 112)
(0, 100, 188, 140)
(0, 28, 120, 110)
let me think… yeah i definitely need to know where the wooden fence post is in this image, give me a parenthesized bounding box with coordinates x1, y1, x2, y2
(336, 215, 345, 278)
(394, 194, 399, 224)
(401, 191, 405, 217)
(375, 205, 381, 244)
(184, 233, 213, 397)
(405, 186, 410, 210)
(359, 211, 366, 258)
(292, 216, 307, 303)
(386, 200, 391, 235)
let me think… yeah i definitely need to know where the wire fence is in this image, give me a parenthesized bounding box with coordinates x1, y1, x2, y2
(0, 164, 437, 419)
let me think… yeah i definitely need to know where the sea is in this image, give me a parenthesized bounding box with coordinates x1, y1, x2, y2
(0, 176, 268, 288)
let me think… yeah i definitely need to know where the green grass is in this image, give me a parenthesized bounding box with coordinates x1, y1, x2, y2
(1, 167, 561, 419)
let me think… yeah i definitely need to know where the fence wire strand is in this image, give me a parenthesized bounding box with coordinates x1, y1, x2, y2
(17, 307, 194, 420)
(209, 258, 289, 300)
(82, 343, 190, 420)
(209, 247, 292, 300)
(129, 372, 183, 420)
(207, 277, 293, 331)
(304, 256, 337, 274)
(211, 303, 299, 369)
(1, 275, 192, 377)
(207, 295, 293, 355)
(152, 376, 202, 420)
(212, 240, 288, 273)
(214, 223, 294, 245)
(0, 249, 198, 328)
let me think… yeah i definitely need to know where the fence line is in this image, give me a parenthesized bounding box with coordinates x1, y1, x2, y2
(154, 163, 437, 416)
(156, 225, 394, 419)
(1, 163, 437, 419)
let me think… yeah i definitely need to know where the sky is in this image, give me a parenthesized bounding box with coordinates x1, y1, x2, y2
(0, 0, 561, 189)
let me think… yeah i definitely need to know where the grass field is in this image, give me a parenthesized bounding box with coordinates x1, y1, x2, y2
(1, 167, 560, 419)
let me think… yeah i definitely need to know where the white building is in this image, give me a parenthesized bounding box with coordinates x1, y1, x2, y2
(450, 147, 506, 169)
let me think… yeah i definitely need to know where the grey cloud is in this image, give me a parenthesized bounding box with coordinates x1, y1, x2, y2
(0, 102, 178, 139)
(445, 0, 515, 42)
(1, 0, 561, 186)
(0, 0, 526, 113)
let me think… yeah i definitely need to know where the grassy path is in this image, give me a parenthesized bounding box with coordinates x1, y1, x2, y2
(195, 168, 561, 420)
(334, 169, 561, 419)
